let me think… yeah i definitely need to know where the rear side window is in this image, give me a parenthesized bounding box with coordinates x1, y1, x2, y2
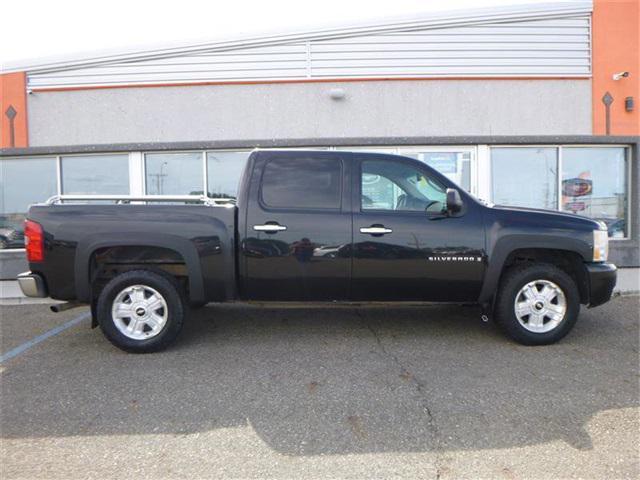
(261, 156, 342, 209)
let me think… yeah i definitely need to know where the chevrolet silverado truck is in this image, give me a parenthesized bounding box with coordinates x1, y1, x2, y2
(18, 150, 617, 352)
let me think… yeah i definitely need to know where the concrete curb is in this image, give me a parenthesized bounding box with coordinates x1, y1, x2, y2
(0, 298, 64, 306)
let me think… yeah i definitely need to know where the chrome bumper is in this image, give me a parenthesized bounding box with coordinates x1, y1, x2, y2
(17, 271, 48, 298)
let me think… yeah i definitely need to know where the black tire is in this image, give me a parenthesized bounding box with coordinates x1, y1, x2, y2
(494, 263, 580, 346)
(96, 270, 186, 353)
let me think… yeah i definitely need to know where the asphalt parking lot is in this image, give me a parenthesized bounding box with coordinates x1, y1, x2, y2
(1, 296, 638, 479)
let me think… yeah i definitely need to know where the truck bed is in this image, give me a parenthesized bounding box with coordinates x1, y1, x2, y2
(27, 203, 237, 303)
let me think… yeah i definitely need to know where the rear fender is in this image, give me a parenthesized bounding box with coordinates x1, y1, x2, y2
(74, 233, 204, 303)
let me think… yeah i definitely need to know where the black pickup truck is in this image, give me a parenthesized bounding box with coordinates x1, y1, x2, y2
(18, 150, 617, 352)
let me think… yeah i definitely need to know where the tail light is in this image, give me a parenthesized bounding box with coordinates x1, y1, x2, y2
(24, 220, 44, 262)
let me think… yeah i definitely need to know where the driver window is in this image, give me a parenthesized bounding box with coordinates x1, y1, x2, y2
(361, 159, 446, 213)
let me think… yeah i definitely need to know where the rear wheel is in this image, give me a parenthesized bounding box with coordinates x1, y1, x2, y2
(495, 263, 580, 345)
(96, 270, 185, 353)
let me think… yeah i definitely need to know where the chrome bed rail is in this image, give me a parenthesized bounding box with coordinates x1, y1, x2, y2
(43, 195, 235, 207)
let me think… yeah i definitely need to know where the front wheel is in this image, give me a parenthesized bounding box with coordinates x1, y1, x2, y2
(495, 263, 580, 345)
(96, 270, 185, 353)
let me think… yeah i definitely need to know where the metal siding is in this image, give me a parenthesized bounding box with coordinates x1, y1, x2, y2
(27, 15, 591, 88)
(309, 17, 591, 78)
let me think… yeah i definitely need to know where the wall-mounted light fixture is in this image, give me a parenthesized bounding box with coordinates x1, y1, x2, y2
(328, 88, 346, 100)
(612, 71, 629, 81)
(625, 97, 634, 112)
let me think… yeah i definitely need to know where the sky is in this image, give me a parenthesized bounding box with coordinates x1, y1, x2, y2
(0, 0, 564, 68)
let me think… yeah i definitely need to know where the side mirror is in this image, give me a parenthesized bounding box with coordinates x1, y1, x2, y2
(446, 188, 463, 215)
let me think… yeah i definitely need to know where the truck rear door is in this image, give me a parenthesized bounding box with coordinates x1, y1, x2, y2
(241, 151, 352, 301)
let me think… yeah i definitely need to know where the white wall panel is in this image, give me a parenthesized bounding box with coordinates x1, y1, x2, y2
(27, 15, 591, 88)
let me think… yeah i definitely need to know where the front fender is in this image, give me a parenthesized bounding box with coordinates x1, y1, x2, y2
(478, 233, 592, 304)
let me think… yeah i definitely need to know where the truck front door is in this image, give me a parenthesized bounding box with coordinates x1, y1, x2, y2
(351, 154, 486, 301)
(241, 151, 352, 301)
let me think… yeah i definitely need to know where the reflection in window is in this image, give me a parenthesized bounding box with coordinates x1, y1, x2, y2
(61, 154, 129, 194)
(146, 153, 203, 195)
(361, 160, 446, 213)
(400, 151, 472, 192)
(261, 156, 342, 209)
(562, 148, 628, 238)
(0, 158, 57, 249)
(491, 148, 558, 210)
(206, 151, 250, 200)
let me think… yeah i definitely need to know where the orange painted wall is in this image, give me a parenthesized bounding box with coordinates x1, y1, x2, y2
(592, 0, 640, 135)
(0, 72, 29, 147)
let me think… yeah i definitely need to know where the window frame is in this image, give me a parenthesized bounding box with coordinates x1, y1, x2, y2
(488, 144, 631, 240)
(560, 145, 631, 240)
(395, 146, 477, 197)
(140, 148, 252, 200)
(0, 156, 58, 252)
(0, 143, 633, 256)
(489, 145, 560, 212)
(205, 150, 252, 200)
(258, 155, 345, 212)
(334, 145, 477, 197)
(142, 150, 206, 197)
(59, 152, 131, 196)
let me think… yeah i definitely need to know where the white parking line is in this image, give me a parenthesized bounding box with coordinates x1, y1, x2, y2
(0, 311, 91, 364)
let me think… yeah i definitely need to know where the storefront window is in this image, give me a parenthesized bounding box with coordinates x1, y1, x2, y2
(562, 147, 628, 238)
(0, 158, 57, 249)
(146, 153, 203, 195)
(206, 151, 250, 200)
(491, 147, 558, 210)
(61, 154, 129, 194)
(400, 150, 472, 192)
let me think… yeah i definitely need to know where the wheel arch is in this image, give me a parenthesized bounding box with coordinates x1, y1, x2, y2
(479, 235, 591, 306)
(75, 234, 205, 304)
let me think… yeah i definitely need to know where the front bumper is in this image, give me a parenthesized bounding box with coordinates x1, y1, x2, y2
(584, 262, 617, 307)
(17, 271, 48, 298)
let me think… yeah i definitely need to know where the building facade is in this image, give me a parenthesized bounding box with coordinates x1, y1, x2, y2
(1, 0, 638, 277)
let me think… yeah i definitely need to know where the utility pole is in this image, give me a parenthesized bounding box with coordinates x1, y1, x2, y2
(148, 162, 168, 194)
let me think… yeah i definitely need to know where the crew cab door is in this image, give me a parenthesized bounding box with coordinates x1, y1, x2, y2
(241, 151, 352, 301)
(351, 154, 486, 301)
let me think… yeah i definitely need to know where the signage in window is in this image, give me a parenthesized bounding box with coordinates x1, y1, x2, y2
(562, 177, 593, 197)
(423, 153, 457, 174)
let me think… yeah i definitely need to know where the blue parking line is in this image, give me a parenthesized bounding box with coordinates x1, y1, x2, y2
(0, 311, 91, 364)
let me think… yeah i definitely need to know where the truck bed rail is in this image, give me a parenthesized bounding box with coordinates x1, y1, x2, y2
(43, 195, 235, 207)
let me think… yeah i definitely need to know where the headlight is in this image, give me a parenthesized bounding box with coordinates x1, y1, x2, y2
(593, 229, 609, 262)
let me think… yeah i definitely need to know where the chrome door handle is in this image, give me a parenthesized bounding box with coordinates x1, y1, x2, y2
(360, 226, 392, 235)
(253, 223, 287, 233)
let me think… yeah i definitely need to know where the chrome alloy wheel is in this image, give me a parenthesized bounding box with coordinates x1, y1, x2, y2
(514, 280, 567, 333)
(111, 285, 168, 340)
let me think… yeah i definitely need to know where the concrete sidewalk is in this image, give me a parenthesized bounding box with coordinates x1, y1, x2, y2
(616, 267, 640, 294)
(1, 268, 638, 304)
(0, 281, 60, 305)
